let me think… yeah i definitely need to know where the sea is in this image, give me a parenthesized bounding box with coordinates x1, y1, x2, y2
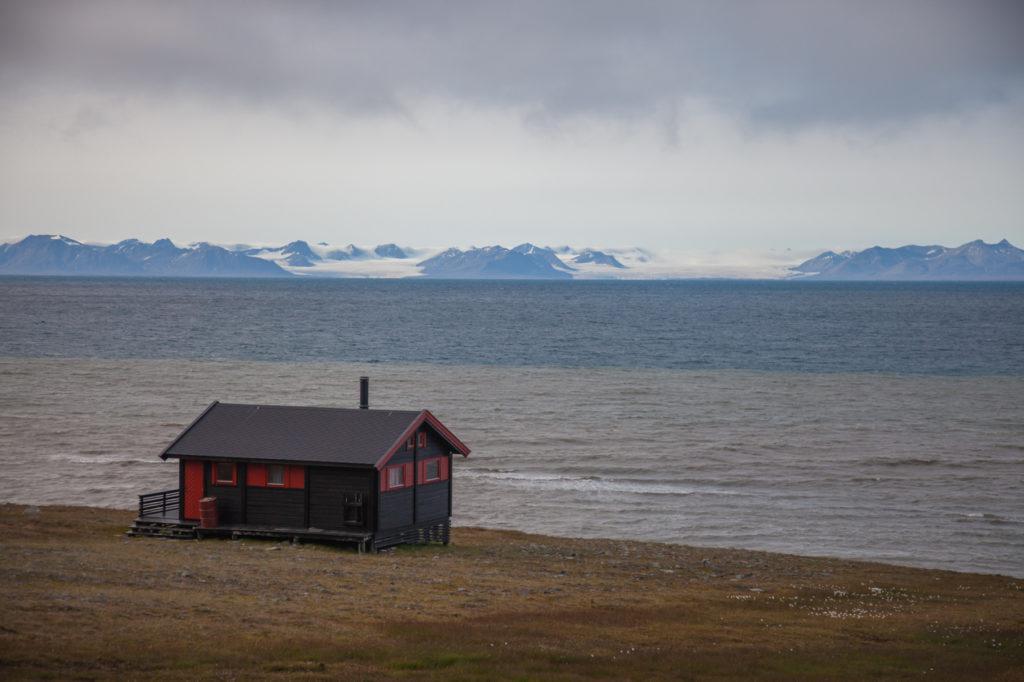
(1, 277, 1022, 576)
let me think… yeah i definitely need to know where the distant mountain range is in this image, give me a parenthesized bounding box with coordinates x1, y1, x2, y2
(0, 235, 290, 277)
(417, 243, 626, 279)
(239, 240, 411, 267)
(2, 234, 1020, 280)
(790, 239, 1024, 280)
(0, 235, 634, 279)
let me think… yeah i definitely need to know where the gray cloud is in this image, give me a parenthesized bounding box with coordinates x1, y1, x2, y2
(2, 0, 1023, 125)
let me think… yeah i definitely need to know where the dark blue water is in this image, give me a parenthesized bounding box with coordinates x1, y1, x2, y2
(1, 277, 1022, 374)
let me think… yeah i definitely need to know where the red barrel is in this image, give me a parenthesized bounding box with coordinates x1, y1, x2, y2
(199, 497, 218, 529)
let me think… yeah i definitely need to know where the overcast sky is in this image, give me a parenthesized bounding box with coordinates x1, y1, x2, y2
(1, 0, 1022, 254)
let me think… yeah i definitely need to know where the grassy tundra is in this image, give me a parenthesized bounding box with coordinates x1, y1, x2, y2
(0, 505, 1021, 680)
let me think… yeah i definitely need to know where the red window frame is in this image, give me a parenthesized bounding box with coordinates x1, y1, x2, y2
(213, 462, 237, 486)
(417, 457, 449, 485)
(381, 462, 415, 492)
(406, 436, 415, 450)
(417, 431, 427, 448)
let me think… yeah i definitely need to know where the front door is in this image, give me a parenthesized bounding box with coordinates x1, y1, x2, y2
(183, 460, 204, 520)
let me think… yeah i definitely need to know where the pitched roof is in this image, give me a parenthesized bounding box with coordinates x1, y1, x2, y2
(160, 401, 470, 467)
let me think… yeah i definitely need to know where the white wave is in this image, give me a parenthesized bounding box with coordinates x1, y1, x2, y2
(48, 454, 160, 465)
(459, 469, 741, 496)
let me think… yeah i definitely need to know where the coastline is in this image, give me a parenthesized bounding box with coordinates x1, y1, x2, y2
(1, 504, 1021, 679)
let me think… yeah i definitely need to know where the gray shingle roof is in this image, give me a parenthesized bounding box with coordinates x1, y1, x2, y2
(161, 402, 427, 466)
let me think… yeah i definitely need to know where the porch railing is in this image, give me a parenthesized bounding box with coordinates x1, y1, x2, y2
(138, 488, 181, 519)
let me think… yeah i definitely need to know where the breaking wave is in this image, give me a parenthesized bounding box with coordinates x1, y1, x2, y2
(459, 469, 744, 497)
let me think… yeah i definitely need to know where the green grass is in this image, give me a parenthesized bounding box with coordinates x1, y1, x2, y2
(392, 652, 490, 671)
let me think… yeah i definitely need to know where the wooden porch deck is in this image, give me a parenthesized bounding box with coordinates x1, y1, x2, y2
(132, 489, 372, 549)
(130, 516, 372, 549)
(197, 524, 374, 551)
(136, 512, 193, 525)
(128, 513, 197, 539)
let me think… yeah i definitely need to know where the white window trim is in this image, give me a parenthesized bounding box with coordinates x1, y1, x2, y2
(387, 465, 405, 489)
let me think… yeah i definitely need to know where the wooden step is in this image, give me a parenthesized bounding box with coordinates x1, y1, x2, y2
(127, 520, 197, 540)
(133, 520, 195, 530)
(128, 526, 195, 535)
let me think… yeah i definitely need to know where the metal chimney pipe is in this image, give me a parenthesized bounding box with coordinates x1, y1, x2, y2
(359, 376, 369, 409)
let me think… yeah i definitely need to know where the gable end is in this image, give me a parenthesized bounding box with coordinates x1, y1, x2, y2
(374, 409, 471, 470)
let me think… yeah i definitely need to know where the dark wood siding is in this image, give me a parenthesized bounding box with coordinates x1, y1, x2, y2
(379, 487, 414, 529)
(207, 482, 243, 524)
(415, 480, 449, 522)
(415, 428, 451, 522)
(387, 448, 414, 465)
(246, 488, 305, 527)
(308, 466, 373, 531)
(418, 428, 446, 458)
(380, 437, 415, 528)
(203, 459, 244, 523)
(379, 425, 453, 529)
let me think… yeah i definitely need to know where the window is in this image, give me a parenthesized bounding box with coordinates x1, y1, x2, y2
(417, 431, 427, 448)
(267, 464, 285, 487)
(418, 457, 448, 485)
(406, 436, 415, 450)
(213, 462, 236, 486)
(381, 463, 414, 492)
(246, 464, 304, 489)
(343, 492, 364, 526)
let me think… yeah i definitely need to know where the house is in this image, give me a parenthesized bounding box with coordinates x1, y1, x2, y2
(129, 377, 471, 551)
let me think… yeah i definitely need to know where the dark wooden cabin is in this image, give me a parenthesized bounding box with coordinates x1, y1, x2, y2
(130, 378, 471, 551)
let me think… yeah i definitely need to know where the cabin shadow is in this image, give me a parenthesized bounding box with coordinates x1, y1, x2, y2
(128, 377, 471, 553)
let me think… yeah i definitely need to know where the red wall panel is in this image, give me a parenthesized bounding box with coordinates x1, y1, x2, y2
(247, 463, 267, 487)
(287, 465, 305, 489)
(183, 460, 204, 520)
(245, 463, 304, 489)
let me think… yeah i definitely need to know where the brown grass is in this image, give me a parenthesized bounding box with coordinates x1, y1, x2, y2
(0, 504, 1021, 680)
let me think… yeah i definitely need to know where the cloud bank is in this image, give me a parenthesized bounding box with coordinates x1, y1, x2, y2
(4, 1, 1023, 124)
(1, 1, 1022, 254)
